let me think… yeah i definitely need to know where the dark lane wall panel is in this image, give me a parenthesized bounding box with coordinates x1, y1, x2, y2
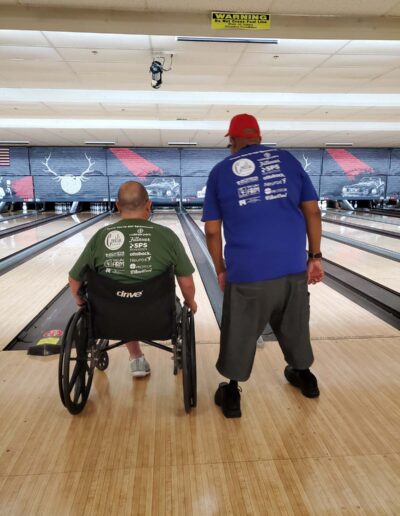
(107, 148, 180, 177)
(389, 149, 400, 175)
(287, 148, 323, 176)
(0, 176, 34, 202)
(387, 176, 400, 199)
(34, 175, 109, 201)
(320, 174, 387, 200)
(322, 148, 390, 176)
(181, 149, 228, 176)
(109, 175, 180, 205)
(182, 177, 208, 205)
(0, 147, 30, 175)
(30, 147, 107, 177)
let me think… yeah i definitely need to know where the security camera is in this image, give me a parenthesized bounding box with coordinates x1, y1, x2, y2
(149, 55, 173, 89)
(150, 60, 164, 89)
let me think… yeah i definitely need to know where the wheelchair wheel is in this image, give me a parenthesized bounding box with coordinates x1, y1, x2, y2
(95, 340, 109, 371)
(181, 307, 196, 413)
(58, 307, 95, 415)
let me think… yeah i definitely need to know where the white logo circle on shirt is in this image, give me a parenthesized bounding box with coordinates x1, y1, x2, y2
(232, 158, 255, 177)
(105, 230, 125, 250)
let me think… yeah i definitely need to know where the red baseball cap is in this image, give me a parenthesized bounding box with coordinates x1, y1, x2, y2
(225, 113, 261, 138)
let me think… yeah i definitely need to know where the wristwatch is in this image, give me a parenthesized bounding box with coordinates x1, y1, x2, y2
(308, 252, 322, 259)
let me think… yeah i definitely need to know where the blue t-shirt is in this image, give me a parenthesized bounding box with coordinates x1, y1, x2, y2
(202, 144, 319, 283)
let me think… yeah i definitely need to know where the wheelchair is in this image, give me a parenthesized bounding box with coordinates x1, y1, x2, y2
(58, 268, 196, 415)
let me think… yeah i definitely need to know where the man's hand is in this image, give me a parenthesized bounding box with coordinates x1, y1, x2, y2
(185, 299, 198, 314)
(307, 259, 324, 285)
(217, 271, 226, 292)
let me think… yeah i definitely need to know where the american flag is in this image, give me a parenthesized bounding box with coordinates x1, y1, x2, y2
(0, 148, 10, 167)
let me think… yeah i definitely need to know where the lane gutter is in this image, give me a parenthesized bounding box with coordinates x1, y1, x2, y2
(0, 211, 111, 276)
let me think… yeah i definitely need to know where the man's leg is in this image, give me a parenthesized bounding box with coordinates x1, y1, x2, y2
(126, 341, 151, 378)
(215, 281, 274, 418)
(269, 273, 319, 398)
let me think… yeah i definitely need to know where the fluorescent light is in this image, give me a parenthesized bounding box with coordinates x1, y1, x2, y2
(325, 143, 353, 147)
(0, 140, 30, 145)
(176, 36, 278, 44)
(262, 142, 277, 146)
(168, 141, 198, 146)
(2, 89, 400, 108)
(0, 120, 399, 132)
(84, 141, 116, 145)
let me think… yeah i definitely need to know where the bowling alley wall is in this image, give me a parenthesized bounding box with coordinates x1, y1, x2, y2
(0, 146, 400, 204)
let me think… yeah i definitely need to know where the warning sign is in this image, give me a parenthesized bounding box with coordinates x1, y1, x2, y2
(211, 12, 270, 30)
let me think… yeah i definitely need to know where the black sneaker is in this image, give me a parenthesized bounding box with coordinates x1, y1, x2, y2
(214, 382, 242, 418)
(284, 366, 320, 398)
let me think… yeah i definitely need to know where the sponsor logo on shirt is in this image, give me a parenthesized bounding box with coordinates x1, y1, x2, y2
(238, 197, 261, 206)
(263, 178, 286, 187)
(236, 176, 259, 186)
(104, 258, 125, 268)
(232, 158, 256, 177)
(105, 251, 125, 258)
(238, 184, 260, 198)
(129, 251, 151, 257)
(105, 230, 125, 251)
(130, 242, 148, 250)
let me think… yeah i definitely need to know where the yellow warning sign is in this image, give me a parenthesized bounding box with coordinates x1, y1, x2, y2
(211, 12, 270, 30)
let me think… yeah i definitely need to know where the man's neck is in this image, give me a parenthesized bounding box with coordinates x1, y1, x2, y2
(120, 212, 148, 220)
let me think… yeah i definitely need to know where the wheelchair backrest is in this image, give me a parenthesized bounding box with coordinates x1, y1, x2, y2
(86, 268, 177, 341)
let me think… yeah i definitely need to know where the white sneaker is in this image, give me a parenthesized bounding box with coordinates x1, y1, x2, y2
(130, 355, 151, 377)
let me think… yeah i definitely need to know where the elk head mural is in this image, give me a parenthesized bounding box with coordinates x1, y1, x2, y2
(42, 153, 96, 194)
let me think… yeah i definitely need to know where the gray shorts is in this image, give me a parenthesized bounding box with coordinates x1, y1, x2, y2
(217, 272, 314, 381)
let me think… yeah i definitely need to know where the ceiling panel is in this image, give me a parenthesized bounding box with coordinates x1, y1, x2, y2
(0, 30, 50, 46)
(0, 45, 61, 60)
(44, 32, 151, 49)
(321, 54, 400, 67)
(57, 47, 152, 63)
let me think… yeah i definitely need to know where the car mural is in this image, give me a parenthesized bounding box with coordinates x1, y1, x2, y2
(342, 176, 385, 198)
(196, 185, 206, 199)
(146, 178, 180, 197)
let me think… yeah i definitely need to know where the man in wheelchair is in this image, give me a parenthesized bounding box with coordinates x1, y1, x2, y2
(68, 181, 197, 377)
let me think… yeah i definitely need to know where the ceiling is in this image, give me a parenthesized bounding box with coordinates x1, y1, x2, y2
(0, 1, 400, 147)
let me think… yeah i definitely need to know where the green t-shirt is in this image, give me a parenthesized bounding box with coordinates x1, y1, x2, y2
(69, 218, 195, 283)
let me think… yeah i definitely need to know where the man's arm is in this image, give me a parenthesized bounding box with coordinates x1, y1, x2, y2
(176, 275, 197, 313)
(204, 219, 226, 291)
(68, 276, 86, 306)
(300, 200, 324, 284)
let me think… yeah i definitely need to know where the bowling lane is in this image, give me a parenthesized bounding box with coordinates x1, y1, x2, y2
(325, 209, 400, 227)
(189, 212, 399, 340)
(322, 210, 400, 234)
(0, 212, 95, 260)
(0, 211, 57, 232)
(322, 220, 400, 254)
(0, 214, 119, 349)
(152, 211, 220, 344)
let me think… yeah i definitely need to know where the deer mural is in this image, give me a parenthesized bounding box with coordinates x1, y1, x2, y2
(42, 153, 95, 194)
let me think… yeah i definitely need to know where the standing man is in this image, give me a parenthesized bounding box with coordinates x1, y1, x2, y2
(69, 181, 197, 377)
(202, 114, 324, 418)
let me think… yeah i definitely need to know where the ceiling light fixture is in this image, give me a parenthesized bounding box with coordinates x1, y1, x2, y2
(176, 36, 278, 44)
(84, 141, 116, 145)
(262, 142, 277, 146)
(0, 140, 30, 145)
(325, 142, 353, 147)
(167, 142, 198, 146)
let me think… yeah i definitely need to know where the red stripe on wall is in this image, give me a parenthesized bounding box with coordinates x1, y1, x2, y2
(110, 148, 163, 177)
(12, 176, 34, 201)
(326, 149, 374, 177)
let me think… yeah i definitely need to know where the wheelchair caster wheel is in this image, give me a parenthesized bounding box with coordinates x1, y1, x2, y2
(96, 351, 109, 371)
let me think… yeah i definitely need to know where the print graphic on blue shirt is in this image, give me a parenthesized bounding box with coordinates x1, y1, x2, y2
(202, 144, 319, 283)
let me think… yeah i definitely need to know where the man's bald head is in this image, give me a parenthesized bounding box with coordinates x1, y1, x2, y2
(117, 181, 149, 212)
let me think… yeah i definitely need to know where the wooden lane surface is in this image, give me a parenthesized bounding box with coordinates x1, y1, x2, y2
(190, 212, 399, 340)
(0, 212, 56, 232)
(0, 336, 399, 514)
(321, 237, 400, 293)
(323, 210, 400, 233)
(0, 214, 119, 350)
(0, 213, 95, 260)
(152, 212, 220, 344)
(323, 219, 400, 254)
